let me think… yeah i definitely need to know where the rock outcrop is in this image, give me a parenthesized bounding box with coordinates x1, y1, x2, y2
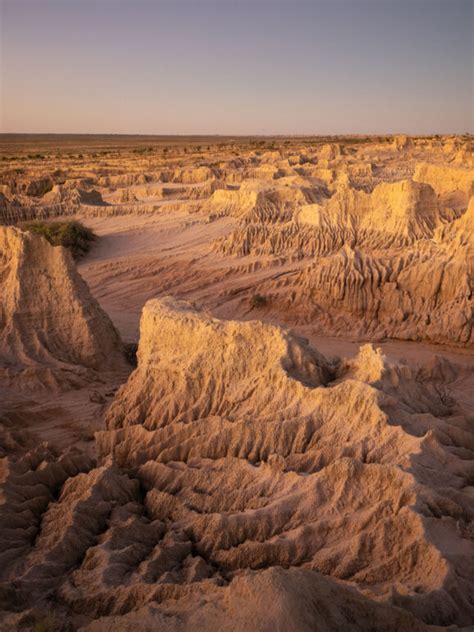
(258, 236, 473, 345)
(414, 162, 474, 208)
(1, 298, 473, 630)
(0, 227, 125, 389)
(90, 300, 474, 628)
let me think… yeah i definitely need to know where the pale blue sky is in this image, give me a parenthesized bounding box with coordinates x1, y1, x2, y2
(1, 0, 472, 134)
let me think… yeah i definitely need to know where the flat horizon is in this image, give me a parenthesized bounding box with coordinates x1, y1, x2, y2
(1, 131, 467, 138)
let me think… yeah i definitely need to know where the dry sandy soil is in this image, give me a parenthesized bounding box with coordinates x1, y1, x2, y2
(0, 134, 473, 631)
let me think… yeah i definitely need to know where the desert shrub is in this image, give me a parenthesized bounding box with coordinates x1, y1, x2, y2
(32, 610, 73, 632)
(124, 342, 138, 366)
(33, 611, 60, 632)
(250, 293, 268, 308)
(20, 220, 96, 259)
(434, 384, 455, 410)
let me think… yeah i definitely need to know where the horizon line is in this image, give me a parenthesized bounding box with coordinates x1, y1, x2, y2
(1, 131, 469, 138)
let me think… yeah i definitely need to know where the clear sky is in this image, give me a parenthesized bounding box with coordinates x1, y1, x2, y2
(0, 0, 472, 135)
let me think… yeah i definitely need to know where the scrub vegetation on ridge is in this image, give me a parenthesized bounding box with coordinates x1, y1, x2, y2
(19, 220, 96, 259)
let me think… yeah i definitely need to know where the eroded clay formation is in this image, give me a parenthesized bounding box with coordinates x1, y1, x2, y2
(0, 227, 125, 391)
(1, 135, 465, 346)
(0, 134, 473, 631)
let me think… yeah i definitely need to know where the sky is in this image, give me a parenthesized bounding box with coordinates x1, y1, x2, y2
(0, 0, 472, 135)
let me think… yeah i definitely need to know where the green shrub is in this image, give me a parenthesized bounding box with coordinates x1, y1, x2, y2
(251, 293, 268, 308)
(20, 220, 96, 259)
